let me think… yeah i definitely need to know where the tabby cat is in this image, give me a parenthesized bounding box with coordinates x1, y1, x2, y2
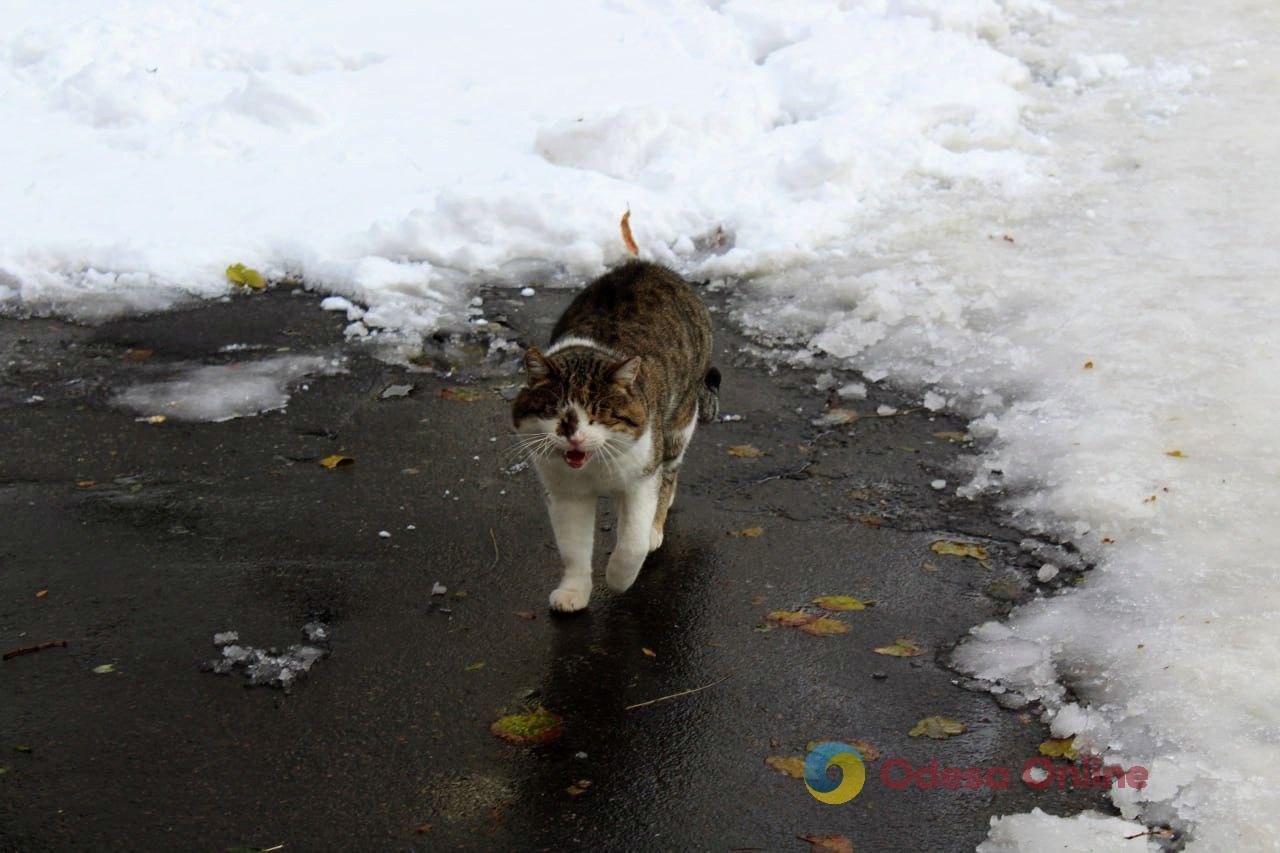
(512, 261, 720, 611)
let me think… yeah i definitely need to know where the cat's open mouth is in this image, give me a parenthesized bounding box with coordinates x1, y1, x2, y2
(564, 449, 589, 468)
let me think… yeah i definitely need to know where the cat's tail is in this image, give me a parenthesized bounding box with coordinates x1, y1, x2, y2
(698, 366, 721, 423)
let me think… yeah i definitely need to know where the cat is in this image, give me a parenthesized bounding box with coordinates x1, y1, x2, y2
(511, 260, 719, 612)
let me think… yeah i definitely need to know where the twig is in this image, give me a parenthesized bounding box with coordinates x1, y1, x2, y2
(625, 671, 735, 711)
(488, 527, 500, 569)
(732, 460, 813, 494)
(4, 640, 67, 661)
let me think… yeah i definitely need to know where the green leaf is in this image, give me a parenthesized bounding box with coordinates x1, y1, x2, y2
(490, 706, 563, 745)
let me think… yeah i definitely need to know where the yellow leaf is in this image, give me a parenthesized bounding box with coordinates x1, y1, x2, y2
(728, 444, 764, 458)
(813, 595, 870, 612)
(225, 263, 266, 290)
(490, 706, 563, 745)
(1038, 737, 1079, 759)
(764, 755, 806, 779)
(641, 647, 656, 658)
(1165, 449, 1186, 458)
(318, 455, 354, 469)
(465, 662, 485, 671)
(930, 539, 989, 568)
(766, 610, 818, 628)
(736, 526, 765, 538)
(909, 716, 965, 739)
(874, 638, 924, 657)
(92, 663, 115, 675)
(798, 617, 850, 636)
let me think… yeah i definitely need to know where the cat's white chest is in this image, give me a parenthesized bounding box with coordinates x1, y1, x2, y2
(534, 429, 653, 496)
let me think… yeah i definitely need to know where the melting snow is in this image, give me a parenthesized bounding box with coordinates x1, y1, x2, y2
(206, 624, 330, 688)
(113, 355, 339, 422)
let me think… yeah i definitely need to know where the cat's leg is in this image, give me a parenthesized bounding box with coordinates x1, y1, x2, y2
(605, 472, 660, 593)
(546, 491, 596, 612)
(650, 470, 678, 552)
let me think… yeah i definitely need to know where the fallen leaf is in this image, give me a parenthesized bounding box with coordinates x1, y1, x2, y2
(566, 778, 593, 796)
(641, 647, 656, 658)
(586, 643, 606, 655)
(13, 745, 33, 754)
(137, 415, 167, 424)
(1165, 449, 1186, 458)
(122, 348, 153, 362)
(439, 386, 485, 402)
(750, 594, 765, 606)
(798, 833, 854, 853)
(414, 824, 432, 835)
(806, 739, 880, 762)
(620, 210, 639, 256)
(225, 263, 266, 290)
(728, 444, 764, 458)
(465, 662, 485, 671)
(513, 611, 536, 620)
(35, 590, 47, 599)
(874, 638, 924, 657)
(764, 755, 806, 779)
(734, 526, 765, 538)
(92, 663, 115, 674)
(813, 595, 870, 612)
(856, 514, 883, 529)
(1039, 737, 1079, 760)
(318, 455, 354, 469)
(798, 617, 850, 636)
(766, 610, 818, 628)
(1083, 360, 1094, 369)
(490, 707, 563, 745)
(909, 716, 965, 739)
(932, 431, 969, 442)
(76, 480, 96, 488)
(930, 539, 990, 568)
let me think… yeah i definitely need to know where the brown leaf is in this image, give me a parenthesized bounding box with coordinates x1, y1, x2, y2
(620, 210, 639, 256)
(764, 755, 806, 779)
(798, 834, 854, 853)
(766, 610, 818, 628)
(931, 431, 969, 442)
(1083, 360, 1094, 369)
(806, 739, 880, 762)
(733, 526, 765, 538)
(798, 617, 850, 636)
(513, 611, 536, 620)
(566, 779, 593, 796)
(728, 444, 764, 458)
(318, 455, 354, 469)
(856, 514, 883, 529)
(641, 647, 656, 658)
(35, 589, 48, 599)
(122, 348, 153, 362)
(439, 387, 484, 402)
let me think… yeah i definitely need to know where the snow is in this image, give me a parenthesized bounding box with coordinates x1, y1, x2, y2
(205, 624, 330, 688)
(113, 355, 339, 422)
(3, 0, 1278, 848)
(978, 809, 1158, 853)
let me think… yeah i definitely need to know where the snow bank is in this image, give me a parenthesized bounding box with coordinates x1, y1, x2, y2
(1, 0, 1038, 330)
(735, 1, 1279, 848)
(979, 809, 1158, 853)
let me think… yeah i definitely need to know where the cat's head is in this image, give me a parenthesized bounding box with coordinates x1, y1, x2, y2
(511, 347, 647, 469)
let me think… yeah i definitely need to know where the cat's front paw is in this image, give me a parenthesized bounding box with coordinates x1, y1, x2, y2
(549, 584, 590, 613)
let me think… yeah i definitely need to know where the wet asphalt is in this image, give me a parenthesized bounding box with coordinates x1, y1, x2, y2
(0, 286, 1106, 851)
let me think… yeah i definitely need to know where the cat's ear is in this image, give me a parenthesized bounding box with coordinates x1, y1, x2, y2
(524, 347, 554, 384)
(609, 356, 642, 388)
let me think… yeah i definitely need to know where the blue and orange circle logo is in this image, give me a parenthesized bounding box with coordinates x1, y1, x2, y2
(804, 741, 866, 804)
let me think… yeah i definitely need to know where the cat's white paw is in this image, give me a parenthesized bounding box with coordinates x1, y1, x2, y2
(549, 585, 590, 612)
(649, 527, 664, 552)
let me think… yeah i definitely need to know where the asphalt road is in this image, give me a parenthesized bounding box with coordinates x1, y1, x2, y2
(0, 286, 1105, 851)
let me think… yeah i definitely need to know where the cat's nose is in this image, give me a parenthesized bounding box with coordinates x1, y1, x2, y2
(567, 434, 586, 448)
